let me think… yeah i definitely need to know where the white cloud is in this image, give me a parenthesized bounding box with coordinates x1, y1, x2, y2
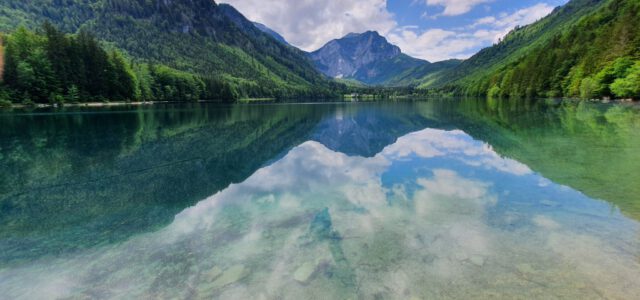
(387, 2, 555, 61)
(425, 0, 493, 16)
(220, 0, 397, 51)
(220, 1, 556, 61)
(470, 3, 556, 42)
(387, 28, 480, 61)
(3, 128, 640, 299)
(382, 129, 532, 175)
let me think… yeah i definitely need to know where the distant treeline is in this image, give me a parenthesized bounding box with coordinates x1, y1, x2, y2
(0, 23, 241, 105)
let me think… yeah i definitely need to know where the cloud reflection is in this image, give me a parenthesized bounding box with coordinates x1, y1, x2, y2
(0, 128, 638, 299)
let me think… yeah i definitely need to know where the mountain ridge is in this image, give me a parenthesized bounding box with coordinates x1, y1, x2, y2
(252, 22, 290, 46)
(417, 0, 639, 99)
(0, 0, 341, 99)
(308, 31, 459, 86)
(1, 0, 637, 99)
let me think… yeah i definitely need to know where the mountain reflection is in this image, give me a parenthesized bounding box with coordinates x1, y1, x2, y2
(1, 99, 639, 269)
(1, 125, 638, 299)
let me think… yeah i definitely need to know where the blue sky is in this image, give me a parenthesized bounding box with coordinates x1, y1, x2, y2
(388, 0, 567, 30)
(221, 0, 569, 61)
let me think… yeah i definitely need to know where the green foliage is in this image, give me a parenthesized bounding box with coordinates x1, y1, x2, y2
(384, 59, 462, 87)
(421, 0, 640, 100)
(350, 54, 428, 86)
(0, 0, 343, 100)
(148, 65, 205, 102)
(579, 77, 598, 99)
(132, 63, 153, 101)
(48, 92, 64, 105)
(0, 23, 256, 104)
(0, 88, 10, 107)
(1, 24, 139, 103)
(610, 61, 640, 98)
(487, 85, 502, 99)
(66, 84, 80, 103)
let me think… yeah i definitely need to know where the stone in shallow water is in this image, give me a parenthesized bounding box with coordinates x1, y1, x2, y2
(470, 255, 485, 267)
(293, 261, 318, 284)
(454, 252, 469, 261)
(203, 266, 223, 281)
(516, 263, 535, 275)
(211, 265, 249, 289)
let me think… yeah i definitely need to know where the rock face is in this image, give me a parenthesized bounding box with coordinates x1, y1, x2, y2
(310, 31, 401, 78)
(308, 31, 427, 85)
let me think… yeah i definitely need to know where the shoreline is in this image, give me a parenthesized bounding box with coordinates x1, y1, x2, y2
(3, 101, 160, 109)
(1, 97, 637, 110)
(0, 100, 230, 109)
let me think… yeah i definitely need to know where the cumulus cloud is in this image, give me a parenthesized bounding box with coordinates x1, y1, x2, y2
(387, 28, 478, 61)
(220, 1, 556, 61)
(220, 0, 397, 51)
(470, 3, 557, 42)
(425, 0, 493, 16)
(382, 129, 532, 175)
(388, 2, 555, 61)
(3, 128, 640, 299)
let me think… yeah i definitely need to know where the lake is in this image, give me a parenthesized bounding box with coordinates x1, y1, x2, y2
(0, 99, 639, 299)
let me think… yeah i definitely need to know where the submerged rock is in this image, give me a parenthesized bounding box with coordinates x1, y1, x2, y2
(470, 255, 485, 267)
(211, 265, 249, 289)
(202, 266, 223, 281)
(293, 261, 318, 284)
(453, 252, 469, 262)
(516, 263, 535, 275)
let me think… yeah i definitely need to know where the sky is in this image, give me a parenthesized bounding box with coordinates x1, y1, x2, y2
(220, 0, 569, 62)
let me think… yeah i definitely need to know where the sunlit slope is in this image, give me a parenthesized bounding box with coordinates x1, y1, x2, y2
(420, 0, 640, 99)
(0, 0, 338, 97)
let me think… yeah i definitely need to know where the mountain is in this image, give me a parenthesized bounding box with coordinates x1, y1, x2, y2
(420, 0, 640, 99)
(253, 22, 290, 46)
(309, 31, 405, 79)
(383, 59, 463, 87)
(0, 0, 341, 99)
(309, 31, 457, 86)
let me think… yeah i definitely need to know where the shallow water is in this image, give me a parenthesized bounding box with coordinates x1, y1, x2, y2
(1, 99, 639, 299)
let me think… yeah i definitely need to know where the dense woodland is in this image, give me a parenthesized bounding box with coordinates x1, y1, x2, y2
(422, 0, 640, 100)
(0, 24, 249, 105)
(0, 0, 638, 103)
(0, 0, 343, 104)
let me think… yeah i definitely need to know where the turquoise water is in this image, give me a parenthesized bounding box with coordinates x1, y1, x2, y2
(0, 99, 639, 299)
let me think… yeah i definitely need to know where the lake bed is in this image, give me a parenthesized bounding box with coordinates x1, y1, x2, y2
(1, 99, 639, 299)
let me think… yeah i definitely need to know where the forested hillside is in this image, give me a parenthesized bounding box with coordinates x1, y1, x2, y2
(383, 59, 462, 87)
(0, 24, 241, 104)
(0, 0, 341, 102)
(421, 0, 640, 100)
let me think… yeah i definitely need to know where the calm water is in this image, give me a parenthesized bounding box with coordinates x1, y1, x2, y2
(0, 99, 639, 299)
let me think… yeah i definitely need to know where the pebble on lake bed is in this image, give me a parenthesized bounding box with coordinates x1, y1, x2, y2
(516, 263, 535, 275)
(211, 265, 249, 289)
(293, 261, 319, 284)
(470, 255, 485, 266)
(202, 266, 223, 282)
